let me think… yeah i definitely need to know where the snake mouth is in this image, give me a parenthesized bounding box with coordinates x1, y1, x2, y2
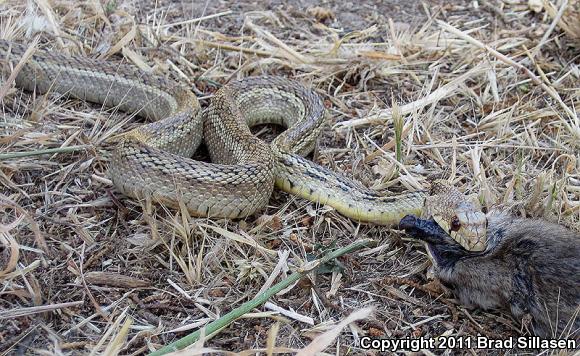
(400, 214, 479, 267)
(399, 215, 457, 246)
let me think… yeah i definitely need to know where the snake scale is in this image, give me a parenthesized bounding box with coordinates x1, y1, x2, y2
(1, 39, 487, 250)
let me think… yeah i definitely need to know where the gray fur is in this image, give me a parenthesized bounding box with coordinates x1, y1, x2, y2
(400, 213, 580, 338)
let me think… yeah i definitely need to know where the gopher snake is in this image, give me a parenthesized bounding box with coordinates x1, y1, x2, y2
(1, 40, 487, 251)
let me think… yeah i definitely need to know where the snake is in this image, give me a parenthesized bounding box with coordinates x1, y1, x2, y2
(1, 39, 487, 251)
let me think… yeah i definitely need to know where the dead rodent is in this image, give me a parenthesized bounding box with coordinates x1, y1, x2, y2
(400, 212, 580, 338)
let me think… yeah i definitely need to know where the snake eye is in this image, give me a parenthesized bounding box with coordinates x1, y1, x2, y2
(450, 215, 462, 232)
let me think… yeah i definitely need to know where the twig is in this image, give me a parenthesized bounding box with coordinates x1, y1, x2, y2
(0, 301, 84, 319)
(245, 18, 310, 64)
(148, 238, 374, 356)
(166, 37, 274, 57)
(157, 10, 233, 29)
(264, 302, 314, 325)
(0, 145, 91, 160)
(531, 0, 568, 59)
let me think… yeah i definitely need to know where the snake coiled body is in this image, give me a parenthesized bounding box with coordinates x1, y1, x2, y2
(1, 39, 430, 225)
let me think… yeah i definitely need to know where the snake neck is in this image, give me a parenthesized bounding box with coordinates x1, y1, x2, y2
(274, 150, 426, 225)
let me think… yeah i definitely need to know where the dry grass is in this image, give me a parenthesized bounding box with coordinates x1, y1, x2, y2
(1, 0, 579, 354)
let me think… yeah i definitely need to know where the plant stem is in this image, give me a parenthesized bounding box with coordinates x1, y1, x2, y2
(0, 145, 91, 160)
(148, 238, 374, 356)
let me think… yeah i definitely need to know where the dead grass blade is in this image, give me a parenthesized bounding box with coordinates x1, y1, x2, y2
(295, 307, 373, 356)
(0, 301, 84, 319)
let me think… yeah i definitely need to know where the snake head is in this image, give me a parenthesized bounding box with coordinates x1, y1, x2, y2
(421, 180, 488, 252)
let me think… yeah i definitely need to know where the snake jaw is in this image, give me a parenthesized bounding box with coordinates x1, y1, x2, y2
(445, 210, 488, 252)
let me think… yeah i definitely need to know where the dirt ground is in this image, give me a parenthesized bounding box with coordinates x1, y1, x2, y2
(1, 0, 579, 354)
